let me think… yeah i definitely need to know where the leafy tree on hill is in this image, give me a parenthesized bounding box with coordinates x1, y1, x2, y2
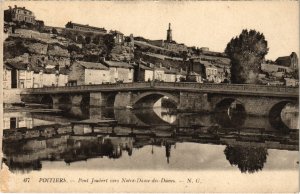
(51, 28, 58, 34)
(225, 29, 269, 84)
(103, 34, 115, 58)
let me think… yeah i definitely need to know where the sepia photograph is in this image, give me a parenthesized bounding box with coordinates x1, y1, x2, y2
(0, 1, 299, 193)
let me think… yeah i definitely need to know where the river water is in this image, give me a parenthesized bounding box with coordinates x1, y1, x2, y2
(2, 105, 299, 174)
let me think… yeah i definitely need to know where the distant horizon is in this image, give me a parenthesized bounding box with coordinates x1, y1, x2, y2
(4, 1, 299, 60)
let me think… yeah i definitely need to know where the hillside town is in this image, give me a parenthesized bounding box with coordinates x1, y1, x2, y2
(3, 5, 299, 94)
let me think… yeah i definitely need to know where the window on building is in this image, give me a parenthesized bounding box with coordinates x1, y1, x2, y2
(19, 81, 25, 88)
(10, 118, 17, 129)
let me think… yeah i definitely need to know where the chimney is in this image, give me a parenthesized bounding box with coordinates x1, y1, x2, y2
(8, 6, 12, 10)
(23, 7, 25, 9)
(14, 5, 17, 8)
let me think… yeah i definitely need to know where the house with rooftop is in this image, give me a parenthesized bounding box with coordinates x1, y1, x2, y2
(5, 62, 33, 88)
(134, 61, 154, 82)
(275, 52, 298, 70)
(32, 67, 69, 88)
(65, 21, 107, 34)
(163, 67, 177, 82)
(3, 64, 12, 89)
(176, 68, 187, 82)
(261, 52, 298, 78)
(68, 61, 110, 85)
(261, 60, 291, 77)
(102, 60, 134, 83)
(189, 59, 225, 83)
(4, 5, 36, 25)
(205, 63, 218, 82)
(110, 30, 124, 44)
(153, 64, 165, 82)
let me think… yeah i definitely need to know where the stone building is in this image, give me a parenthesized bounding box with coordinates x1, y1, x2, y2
(32, 68, 69, 88)
(102, 60, 134, 83)
(4, 5, 36, 24)
(3, 64, 12, 89)
(68, 61, 110, 85)
(153, 64, 165, 81)
(261, 52, 299, 78)
(189, 59, 225, 83)
(110, 30, 124, 44)
(134, 61, 165, 81)
(65, 21, 107, 34)
(164, 42, 188, 53)
(284, 78, 299, 87)
(176, 69, 187, 81)
(204, 63, 218, 82)
(5, 62, 33, 88)
(275, 52, 298, 70)
(261, 61, 292, 76)
(163, 67, 177, 82)
(134, 61, 154, 82)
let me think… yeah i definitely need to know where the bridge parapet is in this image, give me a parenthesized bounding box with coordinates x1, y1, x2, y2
(154, 82, 298, 94)
(22, 82, 299, 97)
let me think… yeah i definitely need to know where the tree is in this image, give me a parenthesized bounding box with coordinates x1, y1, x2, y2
(103, 34, 115, 58)
(225, 29, 269, 84)
(52, 28, 58, 34)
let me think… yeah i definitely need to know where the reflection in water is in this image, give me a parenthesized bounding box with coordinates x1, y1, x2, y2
(2, 105, 299, 174)
(224, 146, 268, 173)
(153, 108, 177, 124)
(281, 104, 299, 129)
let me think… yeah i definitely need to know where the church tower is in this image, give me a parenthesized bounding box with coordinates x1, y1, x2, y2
(166, 23, 172, 42)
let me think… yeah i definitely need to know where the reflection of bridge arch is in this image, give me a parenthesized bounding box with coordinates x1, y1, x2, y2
(133, 109, 173, 126)
(57, 94, 72, 111)
(133, 92, 179, 108)
(214, 98, 246, 128)
(269, 100, 298, 132)
(40, 95, 53, 108)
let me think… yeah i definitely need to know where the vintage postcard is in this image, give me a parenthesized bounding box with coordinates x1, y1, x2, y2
(0, 1, 299, 193)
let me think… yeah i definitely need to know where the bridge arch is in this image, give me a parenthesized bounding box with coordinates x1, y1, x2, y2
(132, 91, 179, 109)
(214, 98, 247, 128)
(40, 95, 53, 108)
(269, 100, 298, 132)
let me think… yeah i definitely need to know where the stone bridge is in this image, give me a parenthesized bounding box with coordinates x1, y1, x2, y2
(21, 82, 299, 127)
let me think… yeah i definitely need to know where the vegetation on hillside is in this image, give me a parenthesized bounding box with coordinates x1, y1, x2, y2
(225, 29, 269, 84)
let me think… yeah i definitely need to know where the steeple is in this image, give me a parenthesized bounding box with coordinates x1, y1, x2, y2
(166, 23, 172, 42)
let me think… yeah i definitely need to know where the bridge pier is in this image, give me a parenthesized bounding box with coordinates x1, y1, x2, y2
(52, 96, 60, 110)
(90, 92, 105, 107)
(178, 92, 211, 112)
(114, 92, 133, 108)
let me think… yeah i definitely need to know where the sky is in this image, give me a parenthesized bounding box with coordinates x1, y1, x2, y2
(4, 1, 299, 60)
